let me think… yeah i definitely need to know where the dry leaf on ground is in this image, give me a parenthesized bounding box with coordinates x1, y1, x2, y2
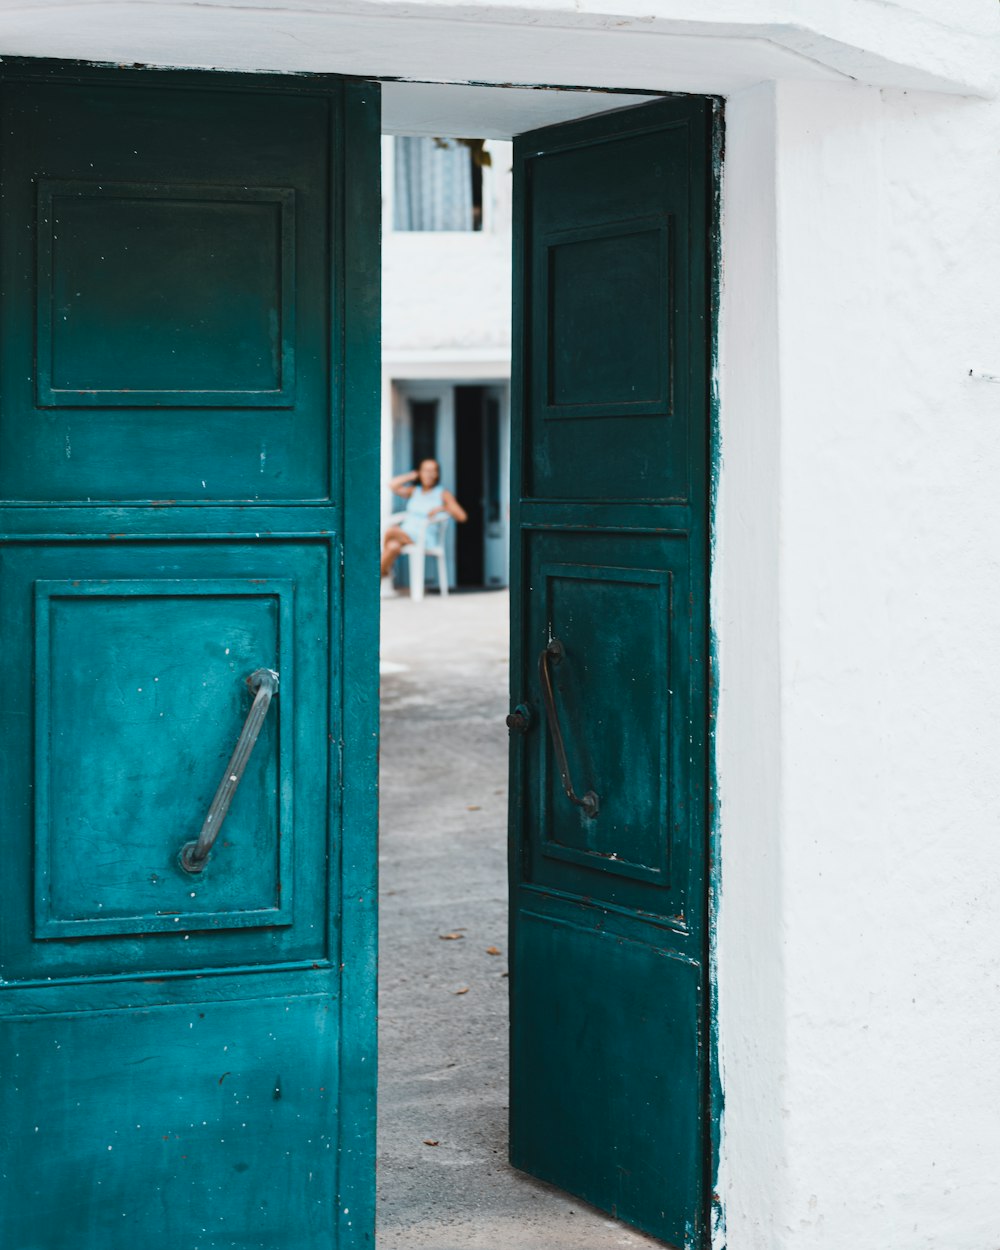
(485, 946, 501, 956)
(438, 932, 464, 941)
(454, 986, 470, 995)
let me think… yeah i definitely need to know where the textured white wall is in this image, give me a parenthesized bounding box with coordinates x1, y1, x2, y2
(716, 77, 1000, 1247)
(865, 0, 998, 34)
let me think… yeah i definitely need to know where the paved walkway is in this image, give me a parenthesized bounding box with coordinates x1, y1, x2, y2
(377, 589, 663, 1249)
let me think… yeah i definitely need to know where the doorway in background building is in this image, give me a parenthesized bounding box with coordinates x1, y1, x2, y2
(388, 378, 510, 593)
(455, 384, 507, 588)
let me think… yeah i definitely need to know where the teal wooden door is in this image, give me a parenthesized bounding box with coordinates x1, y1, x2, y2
(508, 98, 714, 1247)
(0, 61, 380, 1248)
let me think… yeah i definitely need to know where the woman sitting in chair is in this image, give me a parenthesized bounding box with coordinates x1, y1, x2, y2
(381, 458, 467, 581)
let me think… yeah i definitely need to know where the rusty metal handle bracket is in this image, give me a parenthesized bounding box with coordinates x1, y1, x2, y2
(179, 668, 279, 874)
(538, 639, 599, 819)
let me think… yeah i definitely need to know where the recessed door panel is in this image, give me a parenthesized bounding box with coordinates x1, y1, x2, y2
(0, 540, 330, 983)
(524, 120, 697, 505)
(544, 220, 670, 418)
(541, 561, 671, 880)
(35, 578, 293, 939)
(0, 78, 336, 501)
(39, 182, 296, 407)
(520, 529, 698, 923)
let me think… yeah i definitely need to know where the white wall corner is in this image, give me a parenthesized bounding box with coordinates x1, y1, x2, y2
(714, 78, 789, 1250)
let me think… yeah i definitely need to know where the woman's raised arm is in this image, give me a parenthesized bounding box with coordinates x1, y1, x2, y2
(389, 468, 419, 499)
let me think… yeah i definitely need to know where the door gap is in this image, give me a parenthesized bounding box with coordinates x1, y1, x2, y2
(376, 123, 668, 1250)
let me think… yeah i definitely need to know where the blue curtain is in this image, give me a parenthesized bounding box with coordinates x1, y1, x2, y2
(394, 137, 473, 232)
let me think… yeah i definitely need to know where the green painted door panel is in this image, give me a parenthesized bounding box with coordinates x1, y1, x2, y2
(523, 119, 702, 505)
(513, 915, 702, 1235)
(520, 530, 697, 920)
(1, 995, 338, 1249)
(1, 76, 336, 501)
(510, 98, 714, 1248)
(0, 540, 329, 980)
(0, 61, 381, 1250)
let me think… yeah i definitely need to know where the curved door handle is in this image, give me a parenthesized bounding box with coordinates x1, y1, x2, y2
(180, 668, 279, 874)
(538, 639, 599, 819)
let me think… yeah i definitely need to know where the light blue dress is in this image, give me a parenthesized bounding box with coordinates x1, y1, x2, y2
(400, 484, 446, 547)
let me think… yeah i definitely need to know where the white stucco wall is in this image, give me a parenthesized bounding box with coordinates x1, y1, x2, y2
(716, 76, 1000, 1248)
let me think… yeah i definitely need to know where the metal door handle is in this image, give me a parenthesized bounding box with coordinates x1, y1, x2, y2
(538, 639, 599, 819)
(180, 668, 279, 874)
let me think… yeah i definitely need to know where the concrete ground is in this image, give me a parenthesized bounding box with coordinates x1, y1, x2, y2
(377, 588, 664, 1250)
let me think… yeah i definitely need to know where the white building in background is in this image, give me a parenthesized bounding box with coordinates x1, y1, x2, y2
(381, 135, 513, 590)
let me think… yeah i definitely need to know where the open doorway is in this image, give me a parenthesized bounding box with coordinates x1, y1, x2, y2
(376, 110, 676, 1249)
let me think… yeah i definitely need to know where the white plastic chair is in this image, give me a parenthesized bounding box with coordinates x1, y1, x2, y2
(387, 511, 451, 602)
